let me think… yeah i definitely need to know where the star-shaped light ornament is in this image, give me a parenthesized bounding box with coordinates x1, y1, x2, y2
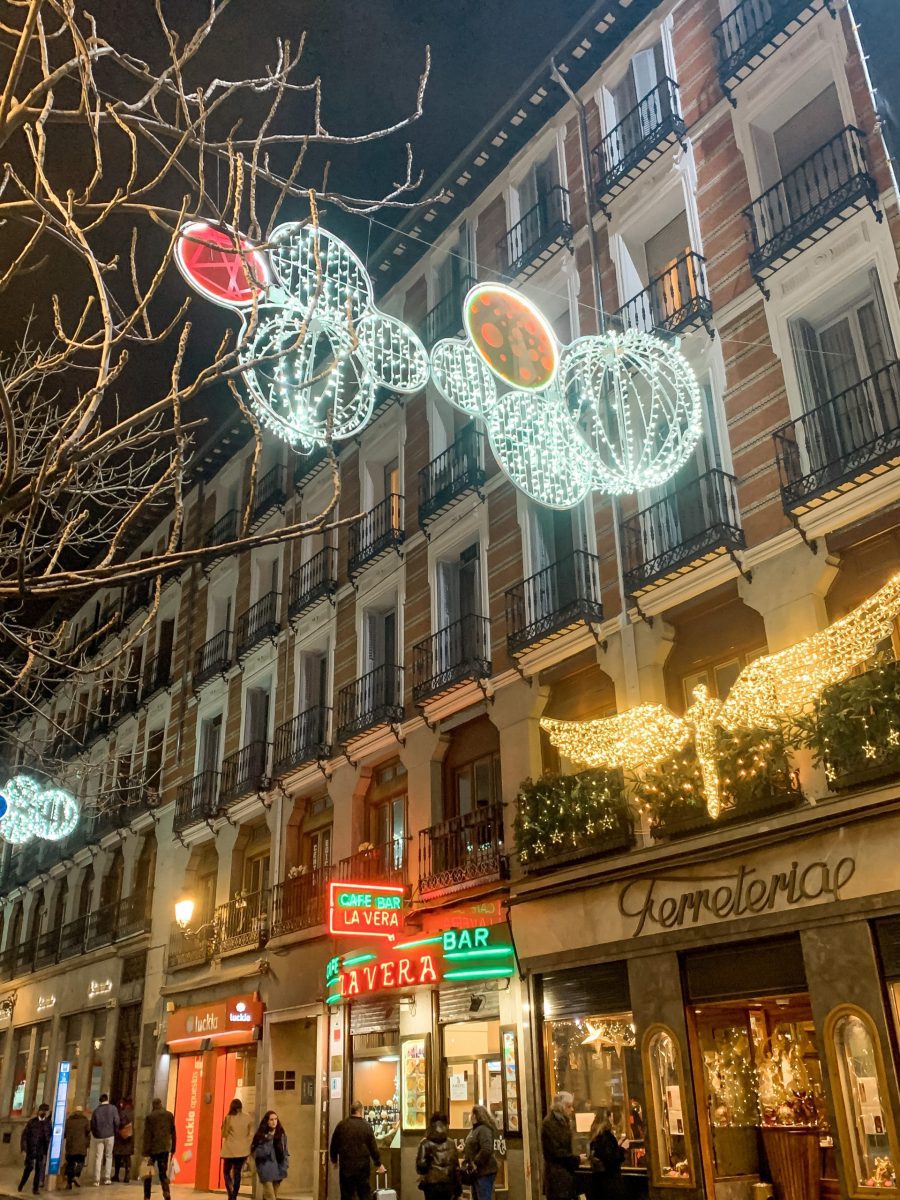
(174, 221, 429, 451)
(430, 283, 703, 509)
(888, 729, 899, 746)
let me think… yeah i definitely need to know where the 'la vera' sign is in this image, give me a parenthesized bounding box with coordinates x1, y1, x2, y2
(327, 881, 405, 941)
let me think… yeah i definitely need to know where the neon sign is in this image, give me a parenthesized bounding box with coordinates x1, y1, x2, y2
(325, 924, 515, 1003)
(327, 881, 405, 942)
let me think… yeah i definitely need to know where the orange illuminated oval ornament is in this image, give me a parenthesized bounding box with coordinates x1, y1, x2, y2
(464, 283, 558, 392)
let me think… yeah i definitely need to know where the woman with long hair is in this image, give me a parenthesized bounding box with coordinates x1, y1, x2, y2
(251, 1112, 289, 1200)
(587, 1111, 625, 1200)
(220, 1099, 254, 1200)
(463, 1106, 498, 1200)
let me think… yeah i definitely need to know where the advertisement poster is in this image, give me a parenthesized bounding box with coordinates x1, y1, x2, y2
(500, 1026, 521, 1135)
(48, 1061, 71, 1176)
(401, 1035, 428, 1132)
(173, 1056, 204, 1186)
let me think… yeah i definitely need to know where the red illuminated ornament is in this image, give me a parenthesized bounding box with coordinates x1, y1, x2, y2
(464, 283, 558, 391)
(174, 221, 271, 308)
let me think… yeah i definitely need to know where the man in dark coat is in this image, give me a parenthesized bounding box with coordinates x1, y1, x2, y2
(541, 1092, 580, 1200)
(329, 1101, 385, 1200)
(64, 1107, 91, 1189)
(141, 1099, 176, 1200)
(19, 1103, 52, 1194)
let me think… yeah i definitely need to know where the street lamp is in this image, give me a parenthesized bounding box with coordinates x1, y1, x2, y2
(174, 894, 195, 930)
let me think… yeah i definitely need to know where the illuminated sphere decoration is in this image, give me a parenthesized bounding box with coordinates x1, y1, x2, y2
(0, 776, 80, 846)
(431, 283, 703, 509)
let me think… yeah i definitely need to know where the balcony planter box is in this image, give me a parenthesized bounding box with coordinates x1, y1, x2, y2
(650, 785, 803, 841)
(516, 770, 631, 872)
(522, 820, 634, 875)
(828, 756, 900, 791)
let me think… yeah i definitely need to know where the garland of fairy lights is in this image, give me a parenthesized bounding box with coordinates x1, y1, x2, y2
(542, 572, 900, 818)
(0, 776, 80, 845)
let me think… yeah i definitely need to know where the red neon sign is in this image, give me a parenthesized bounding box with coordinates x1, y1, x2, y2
(174, 221, 271, 308)
(338, 955, 439, 998)
(327, 881, 405, 942)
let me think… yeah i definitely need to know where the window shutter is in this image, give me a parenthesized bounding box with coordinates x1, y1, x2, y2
(789, 317, 829, 412)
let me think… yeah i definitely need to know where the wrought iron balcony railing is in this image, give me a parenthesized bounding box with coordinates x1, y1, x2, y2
(288, 548, 337, 620)
(85, 899, 120, 951)
(236, 591, 280, 658)
(220, 740, 269, 805)
(217, 888, 270, 953)
(271, 867, 328, 937)
(498, 186, 572, 280)
(418, 427, 486, 527)
(167, 922, 214, 971)
(712, 0, 831, 105)
(773, 360, 900, 515)
(745, 126, 877, 290)
(194, 627, 232, 688)
(621, 468, 745, 596)
(58, 915, 88, 961)
(252, 463, 288, 524)
(616, 252, 713, 338)
(505, 550, 604, 656)
(293, 443, 329, 490)
(412, 615, 491, 705)
(174, 770, 220, 832)
(272, 705, 331, 775)
(348, 494, 404, 578)
(12, 938, 36, 977)
(115, 891, 153, 941)
(594, 78, 685, 207)
(33, 926, 62, 970)
(424, 275, 477, 347)
(205, 508, 238, 548)
(114, 677, 140, 721)
(419, 801, 506, 896)
(335, 838, 407, 887)
(336, 664, 404, 744)
(140, 650, 171, 705)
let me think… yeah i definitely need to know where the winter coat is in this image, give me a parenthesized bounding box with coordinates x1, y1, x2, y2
(142, 1108, 176, 1156)
(220, 1112, 255, 1159)
(64, 1112, 91, 1157)
(416, 1118, 461, 1187)
(21, 1116, 52, 1158)
(541, 1111, 580, 1200)
(91, 1102, 120, 1140)
(329, 1115, 381, 1175)
(463, 1120, 498, 1178)
(114, 1106, 135, 1155)
(253, 1132, 289, 1183)
(588, 1131, 625, 1200)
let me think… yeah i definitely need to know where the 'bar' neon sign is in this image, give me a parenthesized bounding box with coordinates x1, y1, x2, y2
(327, 881, 405, 942)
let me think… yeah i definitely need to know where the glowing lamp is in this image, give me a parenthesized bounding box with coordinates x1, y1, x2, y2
(174, 896, 195, 930)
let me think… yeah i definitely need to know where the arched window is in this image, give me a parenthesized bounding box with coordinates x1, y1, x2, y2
(641, 1025, 694, 1187)
(100, 848, 124, 909)
(6, 902, 23, 949)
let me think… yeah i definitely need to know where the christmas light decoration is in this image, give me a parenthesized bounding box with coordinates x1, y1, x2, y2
(175, 221, 429, 450)
(543, 572, 900, 817)
(0, 775, 80, 845)
(430, 283, 702, 509)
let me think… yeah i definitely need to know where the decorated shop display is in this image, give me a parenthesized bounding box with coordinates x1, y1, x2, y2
(0, 775, 79, 845)
(401, 1035, 429, 1133)
(643, 1028, 693, 1187)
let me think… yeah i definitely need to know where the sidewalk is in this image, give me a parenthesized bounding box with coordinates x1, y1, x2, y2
(0, 1168, 222, 1200)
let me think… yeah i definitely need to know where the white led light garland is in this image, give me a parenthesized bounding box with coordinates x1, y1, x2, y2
(0, 776, 80, 845)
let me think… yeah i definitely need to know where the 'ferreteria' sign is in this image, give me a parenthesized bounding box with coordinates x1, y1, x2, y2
(619, 856, 856, 937)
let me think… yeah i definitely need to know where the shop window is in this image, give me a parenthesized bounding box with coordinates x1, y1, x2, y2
(443, 1019, 503, 1132)
(826, 1007, 899, 1192)
(64, 1015, 82, 1101)
(9, 1027, 29, 1115)
(544, 1011, 647, 1171)
(352, 1032, 401, 1158)
(89, 1011, 107, 1107)
(34, 1022, 51, 1107)
(643, 1026, 693, 1186)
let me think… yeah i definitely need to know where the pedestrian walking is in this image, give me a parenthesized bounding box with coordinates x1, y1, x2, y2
(113, 1099, 135, 1183)
(416, 1113, 461, 1200)
(462, 1106, 498, 1200)
(251, 1112, 289, 1200)
(329, 1101, 384, 1200)
(64, 1107, 92, 1189)
(89, 1094, 120, 1185)
(19, 1103, 52, 1194)
(141, 1099, 176, 1200)
(541, 1093, 580, 1200)
(220, 1098, 254, 1200)
(587, 1113, 625, 1200)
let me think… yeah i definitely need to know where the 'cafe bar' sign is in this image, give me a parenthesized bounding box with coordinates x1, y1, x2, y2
(328, 881, 405, 941)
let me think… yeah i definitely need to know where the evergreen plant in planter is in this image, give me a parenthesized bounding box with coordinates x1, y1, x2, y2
(515, 768, 633, 871)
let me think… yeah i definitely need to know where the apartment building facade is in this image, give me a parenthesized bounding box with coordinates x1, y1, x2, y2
(2, 1, 900, 1199)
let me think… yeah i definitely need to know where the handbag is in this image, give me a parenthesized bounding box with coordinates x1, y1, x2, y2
(119, 1123, 134, 1141)
(138, 1159, 152, 1181)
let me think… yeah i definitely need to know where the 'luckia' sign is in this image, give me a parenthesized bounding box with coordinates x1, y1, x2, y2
(327, 881, 405, 942)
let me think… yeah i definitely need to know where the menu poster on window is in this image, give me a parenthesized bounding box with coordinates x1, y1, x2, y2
(665, 1086, 685, 1137)
(401, 1034, 429, 1132)
(500, 1025, 521, 1136)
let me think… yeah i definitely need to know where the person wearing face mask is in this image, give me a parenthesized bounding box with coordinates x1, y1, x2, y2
(251, 1111, 289, 1200)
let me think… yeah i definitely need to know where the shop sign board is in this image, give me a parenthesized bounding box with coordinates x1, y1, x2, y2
(48, 1061, 70, 1176)
(167, 993, 263, 1045)
(327, 881, 405, 941)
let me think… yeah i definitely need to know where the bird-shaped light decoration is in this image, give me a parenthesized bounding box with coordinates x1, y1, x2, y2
(542, 572, 900, 817)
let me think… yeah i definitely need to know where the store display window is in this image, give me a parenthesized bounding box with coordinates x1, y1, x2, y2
(88, 1010, 107, 1108)
(352, 1031, 401, 1149)
(826, 1006, 899, 1194)
(34, 1022, 51, 1107)
(643, 1026, 693, 1186)
(443, 1020, 509, 1192)
(544, 1011, 647, 1171)
(9, 1027, 29, 1115)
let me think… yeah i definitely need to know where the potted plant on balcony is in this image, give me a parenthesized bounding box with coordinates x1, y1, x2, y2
(515, 768, 633, 872)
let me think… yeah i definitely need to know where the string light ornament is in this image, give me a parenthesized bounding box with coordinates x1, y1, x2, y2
(174, 221, 429, 450)
(0, 776, 80, 845)
(543, 571, 900, 818)
(430, 283, 702, 508)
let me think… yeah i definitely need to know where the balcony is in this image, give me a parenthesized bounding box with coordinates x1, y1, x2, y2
(114, 677, 140, 722)
(335, 838, 407, 887)
(418, 802, 506, 897)
(251, 463, 288, 526)
(713, 0, 832, 106)
(594, 79, 685, 209)
(174, 770, 220, 833)
(205, 508, 237, 549)
(424, 275, 477, 347)
(236, 591, 280, 658)
(412, 615, 491, 706)
(615, 252, 713, 339)
(336, 665, 404, 745)
(140, 650, 171, 706)
(58, 915, 88, 961)
(122, 577, 152, 622)
(167, 923, 214, 971)
(745, 127, 878, 292)
(273, 705, 331, 775)
(621, 469, 745, 597)
(288, 548, 337, 620)
(498, 186, 572, 280)
(33, 926, 62, 970)
(505, 550, 604, 657)
(271, 867, 328, 937)
(115, 892, 153, 941)
(217, 889, 270, 953)
(220, 741, 269, 806)
(293, 443, 329, 491)
(85, 900, 119, 951)
(12, 939, 36, 976)
(194, 627, 231, 689)
(418, 427, 486, 528)
(348, 494, 404, 579)
(773, 361, 900, 517)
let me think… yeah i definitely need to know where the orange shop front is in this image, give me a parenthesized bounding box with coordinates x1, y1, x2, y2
(165, 994, 264, 1191)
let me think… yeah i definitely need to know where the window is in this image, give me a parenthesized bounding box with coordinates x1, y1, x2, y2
(527, 502, 590, 581)
(244, 684, 271, 746)
(643, 1026, 693, 1185)
(515, 148, 560, 220)
(436, 225, 473, 303)
(605, 42, 669, 168)
(64, 1014, 82, 1102)
(299, 649, 329, 712)
(452, 753, 501, 818)
(9, 1028, 29, 1115)
(88, 1011, 107, 1108)
(145, 727, 165, 800)
(437, 542, 482, 629)
(305, 826, 332, 873)
(273, 1070, 296, 1092)
(352, 1031, 400, 1148)
(34, 1022, 51, 1107)
(363, 602, 400, 697)
(367, 761, 407, 871)
(243, 850, 270, 898)
(198, 713, 223, 774)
